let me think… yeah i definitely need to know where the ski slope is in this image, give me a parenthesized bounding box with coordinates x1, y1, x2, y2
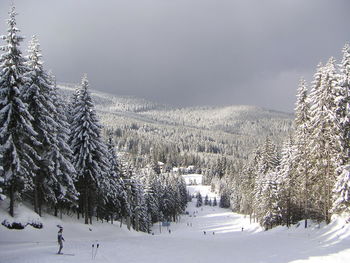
(1, 186, 350, 263)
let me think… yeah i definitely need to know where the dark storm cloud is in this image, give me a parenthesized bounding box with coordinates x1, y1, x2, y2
(0, 0, 349, 112)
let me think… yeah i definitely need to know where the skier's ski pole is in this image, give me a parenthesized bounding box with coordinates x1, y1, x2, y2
(94, 243, 99, 259)
(91, 244, 94, 260)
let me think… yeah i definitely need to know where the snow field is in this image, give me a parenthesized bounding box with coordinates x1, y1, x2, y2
(1, 185, 350, 263)
(182, 174, 203, 186)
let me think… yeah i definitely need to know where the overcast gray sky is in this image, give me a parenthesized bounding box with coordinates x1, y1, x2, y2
(1, 0, 349, 112)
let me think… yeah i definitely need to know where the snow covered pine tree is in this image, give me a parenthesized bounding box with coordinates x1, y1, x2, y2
(0, 6, 40, 217)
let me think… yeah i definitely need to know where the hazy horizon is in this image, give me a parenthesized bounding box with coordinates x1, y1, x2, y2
(57, 81, 295, 114)
(0, 0, 349, 112)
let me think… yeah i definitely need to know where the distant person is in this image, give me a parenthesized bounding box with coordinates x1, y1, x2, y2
(203, 231, 206, 235)
(168, 229, 171, 234)
(212, 232, 215, 235)
(57, 227, 65, 254)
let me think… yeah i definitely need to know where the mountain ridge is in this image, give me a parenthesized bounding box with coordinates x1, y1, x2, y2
(57, 82, 293, 117)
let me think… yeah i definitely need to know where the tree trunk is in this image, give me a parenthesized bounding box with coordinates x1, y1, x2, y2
(304, 171, 308, 228)
(34, 184, 39, 215)
(287, 191, 291, 227)
(325, 180, 330, 224)
(89, 195, 92, 224)
(135, 214, 139, 231)
(324, 159, 330, 224)
(9, 183, 14, 217)
(54, 205, 58, 217)
(38, 191, 42, 217)
(84, 183, 89, 224)
(126, 216, 131, 230)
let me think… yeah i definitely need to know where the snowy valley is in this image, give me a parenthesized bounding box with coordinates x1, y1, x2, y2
(1, 2, 350, 263)
(1, 181, 350, 263)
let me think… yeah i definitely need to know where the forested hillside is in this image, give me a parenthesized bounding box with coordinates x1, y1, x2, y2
(57, 84, 293, 184)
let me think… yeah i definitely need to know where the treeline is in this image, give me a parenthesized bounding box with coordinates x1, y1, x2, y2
(97, 107, 291, 186)
(0, 6, 187, 232)
(217, 44, 350, 229)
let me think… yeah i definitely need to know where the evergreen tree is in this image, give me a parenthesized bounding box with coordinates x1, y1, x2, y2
(150, 148, 161, 175)
(144, 174, 159, 224)
(308, 58, 341, 223)
(70, 74, 108, 224)
(258, 137, 279, 175)
(336, 44, 350, 165)
(239, 152, 260, 217)
(129, 177, 145, 231)
(277, 136, 301, 226)
(196, 192, 203, 207)
(118, 160, 133, 230)
(67, 85, 80, 129)
(253, 138, 279, 220)
(22, 35, 61, 215)
(204, 195, 209, 205)
(50, 78, 78, 216)
(219, 190, 230, 208)
(160, 174, 177, 221)
(213, 197, 217, 206)
(332, 165, 350, 214)
(332, 44, 350, 215)
(176, 174, 188, 212)
(260, 172, 281, 230)
(103, 135, 125, 222)
(0, 6, 39, 216)
(294, 78, 311, 227)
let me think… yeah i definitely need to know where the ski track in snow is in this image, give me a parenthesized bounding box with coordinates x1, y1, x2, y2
(1, 186, 350, 263)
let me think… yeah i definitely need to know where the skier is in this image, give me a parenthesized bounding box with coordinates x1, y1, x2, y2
(57, 227, 65, 254)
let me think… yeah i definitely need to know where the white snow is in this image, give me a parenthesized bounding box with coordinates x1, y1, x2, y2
(0, 201, 42, 229)
(1, 186, 350, 263)
(182, 173, 203, 185)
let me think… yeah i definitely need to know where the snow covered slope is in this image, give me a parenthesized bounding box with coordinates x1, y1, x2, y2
(1, 187, 350, 263)
(57, 83, 165, 113)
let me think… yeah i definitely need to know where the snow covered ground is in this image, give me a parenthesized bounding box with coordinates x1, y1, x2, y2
(1, 186, 350, 263)
(182, 174, 203, 185)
